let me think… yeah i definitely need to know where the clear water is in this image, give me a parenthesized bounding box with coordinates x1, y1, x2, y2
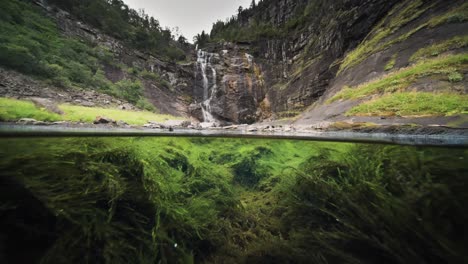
(0, 137, 467, 263)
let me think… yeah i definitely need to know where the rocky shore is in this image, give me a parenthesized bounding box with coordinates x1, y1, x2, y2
(4, 117, 467, 137)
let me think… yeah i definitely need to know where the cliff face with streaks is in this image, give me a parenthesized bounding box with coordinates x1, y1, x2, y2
(197, 0, 467, 127)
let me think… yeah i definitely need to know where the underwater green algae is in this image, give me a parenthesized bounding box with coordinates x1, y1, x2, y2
(0, 137, 467, 263)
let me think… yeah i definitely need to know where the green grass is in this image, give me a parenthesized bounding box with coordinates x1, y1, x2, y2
(448, 71, 464, 82)
(329, 54, 468, 103)
(427, 2, 468, 27)
(410, 35, 468, 62)
(346, 92, 468, 117)
(384, 54, 397, 71)
(59, 104, 182, 125)
(0, 97, 181, 125)
(338, 0, 431, 73)
(338, 1, 467, 74)
(0, 97, 61, 121)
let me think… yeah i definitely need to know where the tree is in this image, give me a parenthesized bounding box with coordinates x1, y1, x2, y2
(177, 35, 188, 45)
(250, 0, 256, 9)
(194, 30, 210, 49)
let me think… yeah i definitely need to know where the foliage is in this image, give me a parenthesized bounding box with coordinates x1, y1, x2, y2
(46, 0, 186, 60)
(338, 0, 432, 73)
(0, 137, 467, 263)
(329, 54, 468, 102)
(346, 92, 468, 117)
(384, 54, 397, 71)
(448, 71, 464, 83)
(139, 70, 172, 90)
(112, 79, 144, 105)
(274, 145, 468, 263)
(136, 98, 157, 112)
(208, 0, 321, 43)
(427, 2, 468, 28)
(0, 0, 182, 108)
(339, 1, 467, 74)
(193, 31, 211, 48)
(0, 97, 61, 121)
(410, 35, 468, 62)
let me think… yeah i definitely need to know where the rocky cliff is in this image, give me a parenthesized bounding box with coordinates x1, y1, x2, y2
(197, 0, 467, 127)
(189, 43, 266, 124)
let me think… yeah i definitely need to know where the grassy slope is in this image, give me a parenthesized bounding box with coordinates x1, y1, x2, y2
(0, 0, 167, 109)
(338, 1, 468, 73)
(330, 52, 468, 117)
(1, 137, 467, 263)
(330, 54, 467, 102)
(0, 97, 180, 125)
(327, 1, 468, 118)
(347, 92, 468, 117)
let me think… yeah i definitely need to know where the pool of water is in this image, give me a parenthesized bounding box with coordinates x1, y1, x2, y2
(0, 137, 467, 263)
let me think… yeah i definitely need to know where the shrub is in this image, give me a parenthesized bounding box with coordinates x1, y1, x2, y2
(136, 98, 156, 112)
(114, 79, 144, 104)
(448, 71, 463, 82)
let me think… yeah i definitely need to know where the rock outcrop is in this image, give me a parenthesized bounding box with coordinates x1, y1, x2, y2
(199, 0, 467, 127)
(190, 43, 267, 124)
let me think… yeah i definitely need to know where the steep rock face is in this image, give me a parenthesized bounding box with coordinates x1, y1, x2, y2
(204, 0, 467, 126)
(190, 43, 267, 124)
(296, 0, 468, 125)
(255, 0, 401, 116)
(203, 0, 401, 122)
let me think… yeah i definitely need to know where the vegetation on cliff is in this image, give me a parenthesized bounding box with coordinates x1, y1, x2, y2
(329, 52, 468, 117)
(338, 1, 468, 74)
(0, 0, 182, 110)
(206, 0, 321, 43)
(330, 54, 468, 103)
(1, 138, 467, 263)
(46, 0, 187, 59)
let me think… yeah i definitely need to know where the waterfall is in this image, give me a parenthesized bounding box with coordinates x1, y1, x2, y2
(197, 49, 218, 124)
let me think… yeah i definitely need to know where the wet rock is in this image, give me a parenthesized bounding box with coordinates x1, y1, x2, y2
(17, 118, 38, 125)
(93, 116, 115, 124)
(180, 120, 191, 128)
(192, 45, 265, 124)
(118, 103, 134, 110)
(52, 121, 69, 125)
(116, 120, 129, 127)
(80, 101, 95, 107)
(143, 122, 164, 129)
(189, 104, 203, 122)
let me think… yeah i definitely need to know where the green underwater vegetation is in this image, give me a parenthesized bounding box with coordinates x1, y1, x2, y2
(0, 137, 467, 263)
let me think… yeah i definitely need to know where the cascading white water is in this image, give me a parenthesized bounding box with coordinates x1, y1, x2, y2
(197, 49, 218, 124)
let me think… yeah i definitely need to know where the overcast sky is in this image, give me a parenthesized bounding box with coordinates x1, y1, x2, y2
(123, 0, 252, 42)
